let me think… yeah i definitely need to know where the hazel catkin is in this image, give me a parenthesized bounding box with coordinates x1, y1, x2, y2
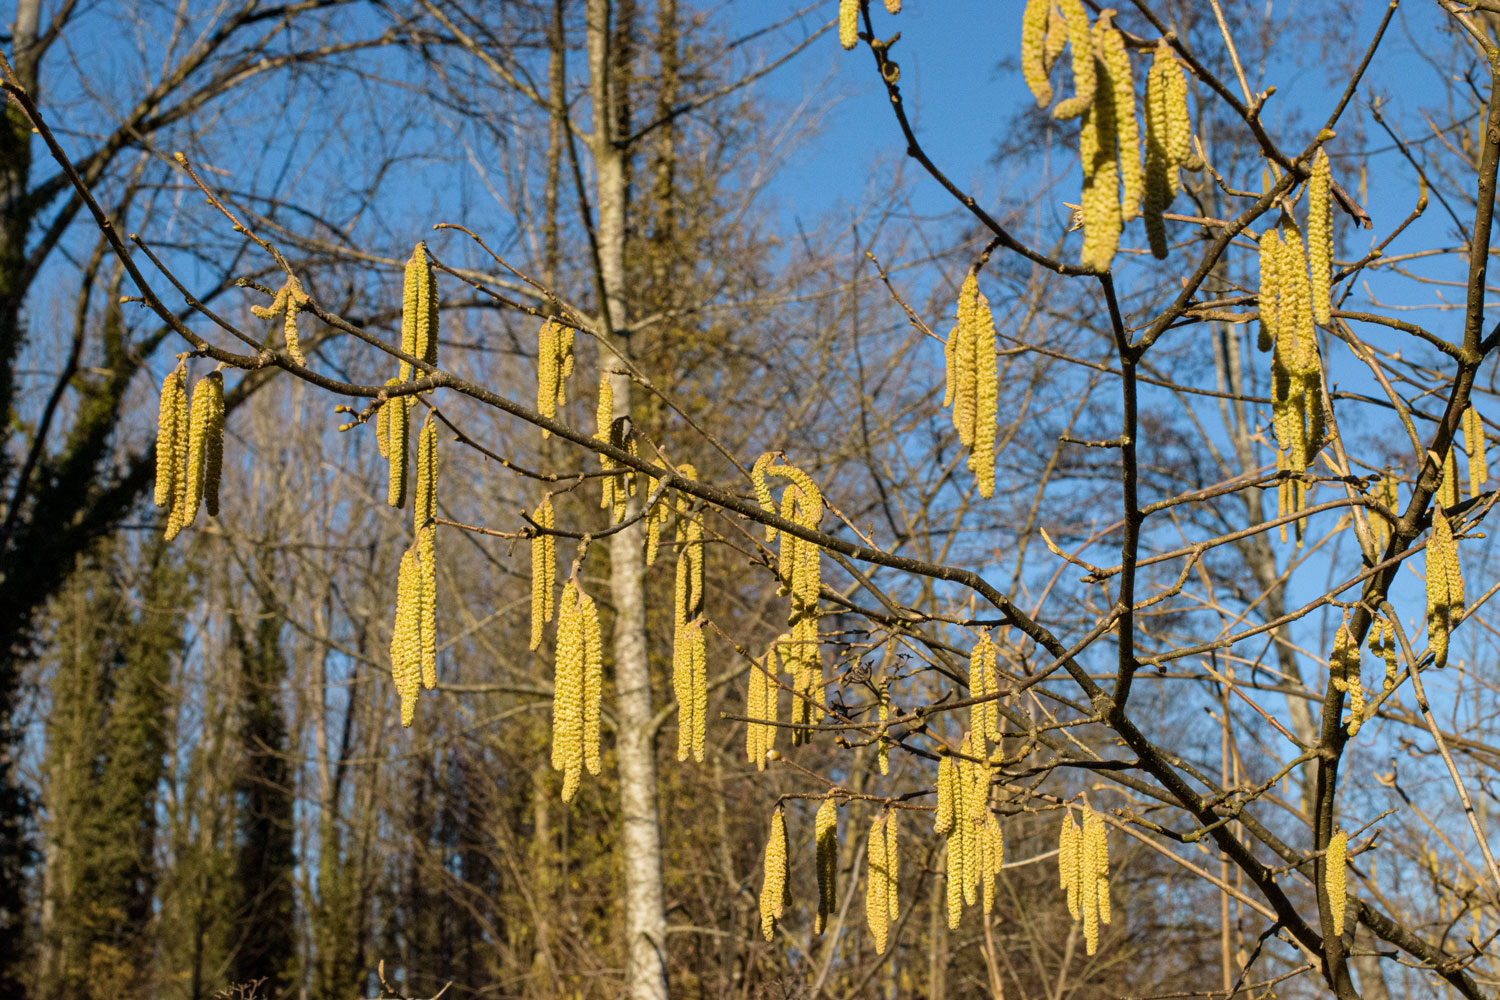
(815, 798, 838, 934)
(530, 498, 556, 651)
(201, 371, 224, 518)
(867, 814, 890, 954)
(1051, 0, 1095, 121)
(154, 367, 186, 509)
(760, 808, 788, 940)
(163, 369, 191, 542)
(1326, 829, 1348, 938)
(839, 0, 858, 50)
(390, 547, 422, 727)
(1021, 0, 1054, 109)
(1464, 405, 1489, 496)
(1308, 149, 1334, 326)
(1096, 15, 1140, 221)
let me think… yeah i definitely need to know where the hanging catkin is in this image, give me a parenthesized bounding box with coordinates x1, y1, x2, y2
(945, 275, 998, 497)
(163, 368, 191, 542)
(1059, 811, 1081, 919)
(867, 814, 890, 954)
(406, 243, 439, 368)
(814, 798, 838, 933)
(386, 381, 409, 509)
(390, 548, 422, 727)
(982, 813, 1003, 915)
(1051, 0, 1095, 120)
(1257, 228, 1281, 352)
(1143, 40, 1190, 259)
(414, 417, 439, 689)
(530, 498, 556, 651)
(1331, 624, 1364, 736)
(877, 681, 891, 776)
(250, 276, 310, 366)
(1427, 512, 1464, 668)
(1464, 405, 1490, 496)
(752, 452, 778, 542)
(1097, 16, 1141, 221)
(767, 461, 825, 738)
(885, 809, 900, 921)
(1438, 446, 1459, 510)
(1369, 616, 1400, 692)
(934, 753, 956, 835)
(553, 580, 602, 801)
(1078, 18, 1122, 272)
(838, 0, 858, 50)
(1308, 149, 1334, 326)
(1326, 829, 1348, 938)
(155, 367, 186, 509)
(1082, 808, 1108, 954)
(673, 472, 707, 762)
(969, 630, 1000, 743)
(1372, 469, 1398, 552)
(760, 808, 788, 941)
(945, 834, 963, 930)
(201, 371, 224, 518)
(177, 372, 221, 531)
(536, 319, 576, 437)
(1021, 0, 1054, 108)
(746, 647, 779, 769)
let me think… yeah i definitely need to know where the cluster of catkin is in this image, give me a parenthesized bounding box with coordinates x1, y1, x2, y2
(934, 733, 1004, 929)
(552, 579, 603, 802)
(673, 465, 707, 762)
(595, 373, 639, 523)
(745, 638, 785, 771)
(865, 810, 899, 954)
(760, 807, 789, 940)
(1021, 2, 1191, 268)
(536, 318, 576, 437)
(1058, 806, 1110, 955)
(382, 244, 440, 510)
(969, 630, 1001, 743)
(155, 365, 225, 541)
(1426, 512, 1464, 668)
(1325, 828, 1348, 938)
(389, 415, 440, 726)
(943, 274, 999, 498)
(752, 455, 826, 743)
(1370, 470, 1399, 552)
(1440, 406, 1492, 510)
(1367, 614, 1401, 694)
(250, 274, 311, 366)
(1259, 155, 1334, 541)
(1329, 623, 1365, 736)
(837, 0, 901, 51)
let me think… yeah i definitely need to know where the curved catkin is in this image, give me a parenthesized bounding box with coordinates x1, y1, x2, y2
(1021, 0, 1053, 109)
(180, 376, 215, 531)
(1052, 0, 1095, 121)
(839, 0, 858, 50)
(1308, 149, 1334, 326)
(163, 371, 192, 542)
(1096, 16, 1140, 221)
(390, 548, 422, 728)
(815, 798, 838, 934)
(760, 808, 788, 941)
(934, 753, 956, 835)
(752, 452, 778, 542)
(1465, 405, 1490, 495)
(867, 815, 890, 955)
(1326, 829, 1348, 938)
(386, 385, 409, 509)
(1257, 229, 1282, 353)
(201, 372, 224, 518)
(1043, 2, 1068, 73)
(154, 368, 185, 509)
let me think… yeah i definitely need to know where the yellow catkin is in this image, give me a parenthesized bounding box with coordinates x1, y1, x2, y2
(867, 814, 890, 954)
(958, 736, 979, 907)
(1060, 812, 1080, 919)
(970, 285, 998, 498)
(1372, 470, 1398, 552)
(815, 798, 838, 934)
(945, 836, 963, 930)
(596, 374, 617, 513)
(761, 808, 788, 941)
(390, 548, 422, 727)
(1052, 0, 1095, 121)
(414, 418, 439, 689)
(883, 0, 899, 11)
(886, 809, 900, 920)
(375, 399, 389, 457)
(537, 319, 558, 434)
(746, 650, 778, 769)
(672, 488, 706, 761)
(180, 375, 214, 531)
(163, 369, 192, 542)
(201, 372, 224, 518)
(1427, 512, 1462, 668)
(950, 275, 979, 446)
(1438, 446, 1459, 510)
(406, 242, 439, 368)
(1021, 0, 1054, 109)
(1369, 617, 1400, 691)
(1043, 3, 1069, 73)
(934, 754, 956, 835)
(877, 683, 891, 776)
(839, 0, 858, 50)
(582, 587, 602, 777)
(1326, 829, 1348, 938)
(1097, 16, 1140, 221)
(969, 630, 1000, 743)
(982, 813, 1003, 915)
(553, 582, 591, 801)
(386, 381, 409, 509)
(751, 452, 778, 542)
(1465, 406, 1490, 496)
(1079, 809, 1099, 954)
(154, 367, 185, 509)
(1079, 17, 1122, 272)
(1309, 149, 1333, 326)
(1143, 41, 1188, 258)
(530, 498, 555, 651)
(1257, 229, 1281, 353)
(282, 276, 309, 367)
(1086, 808, 1109, 928)
(1332, 624, 1364, 735)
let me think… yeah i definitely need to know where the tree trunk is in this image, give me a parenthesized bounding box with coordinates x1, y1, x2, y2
(586, 2, 669, 998)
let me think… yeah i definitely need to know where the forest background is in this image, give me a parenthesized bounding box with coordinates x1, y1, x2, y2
(2, 1, 1499, 999)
